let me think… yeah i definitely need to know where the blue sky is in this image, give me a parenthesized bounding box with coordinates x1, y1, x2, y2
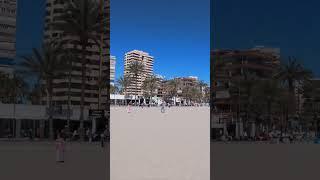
(16, 0, 45, 58)
(111, 0, 210, 83)
(212, 0, 320, 77)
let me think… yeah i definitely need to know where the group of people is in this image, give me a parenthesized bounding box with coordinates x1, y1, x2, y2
(55, 128, 109, 163)
(56, 127, 109, 143)
(216, 129, 320, 144)
(126, 102, 170, 113)
(5, 128, 40, 140)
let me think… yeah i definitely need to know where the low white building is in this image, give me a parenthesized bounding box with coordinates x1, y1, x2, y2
(0, 103, 107, 138)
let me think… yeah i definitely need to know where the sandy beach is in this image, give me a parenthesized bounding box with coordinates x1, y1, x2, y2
(0, 141, 108, 180)
(110, 106, 210, 180)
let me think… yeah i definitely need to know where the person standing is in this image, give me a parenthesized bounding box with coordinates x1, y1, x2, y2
(72, 130, 78, 141)
(60, 129, 66, 141)
(88, 129, 92, 143)
(161, 102, 165, 113)
(85, 128, 89, 141)
(55, 134, 66, 163)
(127, 103, 132, 113)
(28, 128, 33, 140)
(104, 128, 109, 142)
(100, 132, 105, 148)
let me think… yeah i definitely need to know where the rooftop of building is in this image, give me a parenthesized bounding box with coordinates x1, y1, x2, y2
(125, 50, 154, 58)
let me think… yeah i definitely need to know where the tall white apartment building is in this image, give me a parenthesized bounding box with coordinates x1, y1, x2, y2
(124, 50, 154, 96)
(44, 0, 109, 109)
(0, 0, 16, 76)
(110, 55, 116, 85)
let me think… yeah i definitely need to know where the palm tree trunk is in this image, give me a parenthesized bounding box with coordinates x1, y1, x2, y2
(67, 67, 71, 134)
(136, 75, 138, 106)
(46, 80, 54, 140)
(79, 44, 86, 141)
(39, 82, 45, 138)
(48, 92, 54, 140)
(13, 80, 20, 139)
(124, 89, 127, 105)
(288, 80, 296, 117)
(98, 19, 103, 110)
(267, 100, 271, 131)
(43, 86, 50, 139)
(67, 44, 76, 134)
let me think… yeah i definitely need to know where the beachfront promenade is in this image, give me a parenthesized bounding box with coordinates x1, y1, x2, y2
(212, 144, 320, 180)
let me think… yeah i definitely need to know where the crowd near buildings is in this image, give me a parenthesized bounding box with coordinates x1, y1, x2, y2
(211, 46, 320, 141)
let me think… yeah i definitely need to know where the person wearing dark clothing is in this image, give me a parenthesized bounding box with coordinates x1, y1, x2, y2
(100, 132, 105, 147)
(28, 129, 33, 140)
(161, 103, 165, 113)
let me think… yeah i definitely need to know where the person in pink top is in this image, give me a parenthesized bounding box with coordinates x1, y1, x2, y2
(127, 102, 132, 113)
(55, 133, 66, 163)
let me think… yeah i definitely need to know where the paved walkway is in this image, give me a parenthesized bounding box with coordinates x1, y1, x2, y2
(0, 141, 109, 180)
(212, 144, 320, 180)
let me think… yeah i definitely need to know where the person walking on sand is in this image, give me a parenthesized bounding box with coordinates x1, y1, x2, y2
(55, 134, 66, 163)
(127, 103, 132, 113)
(161, 102, 165, 113)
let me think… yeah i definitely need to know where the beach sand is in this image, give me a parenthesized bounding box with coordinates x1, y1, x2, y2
(110, 106, 210, 180)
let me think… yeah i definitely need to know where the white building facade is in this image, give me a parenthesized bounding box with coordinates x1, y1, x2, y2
(124, 50, 154, 96)
(110, 55, 116, 85)
(0, 0, 16, 76)
(44, 0, 109, 108)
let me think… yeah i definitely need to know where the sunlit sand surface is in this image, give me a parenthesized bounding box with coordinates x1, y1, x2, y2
(111, 106, 210, 180)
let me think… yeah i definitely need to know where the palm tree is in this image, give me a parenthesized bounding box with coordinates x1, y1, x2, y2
(234, 72, 258, 130)
(110, 83, 120, 105)
(51, 0, 105, 139)
(27, 83, 45, 105)
(197, 80, 208, 103)
(0, 73, 28, 104)
(253, 79, 282, 131)
(142, 75, 159, 105)
(165, 78, 181, 105)
(301, 82, 320, 134)
(110, 84, 118, 94)
(0, 73, 11, 103)
(11, 74, 29, 103)
(19, 43, 66, 139)
(59, 49, 77, 132)
(0, 72, 6, 97)
(274, 57, 312, 115)
(203, 86, 210, 104)
(116, 75, 132, 105)
(127, 61, 145, 105)
(0, 73, 29, 138)
(182, 86, 193, 105)
(190, 86, 202, 104)
(275, 57, 312, 93)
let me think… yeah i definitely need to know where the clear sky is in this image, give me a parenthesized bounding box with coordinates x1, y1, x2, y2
(111, 0, 210, 83)
(212, 0, 320, 77)
(16, 0, 45, 58)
